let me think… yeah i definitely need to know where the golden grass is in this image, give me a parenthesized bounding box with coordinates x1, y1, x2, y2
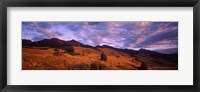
(22, 46, 142, 70)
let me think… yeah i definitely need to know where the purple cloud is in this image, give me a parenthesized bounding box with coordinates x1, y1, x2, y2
(22, 22, 178, 53)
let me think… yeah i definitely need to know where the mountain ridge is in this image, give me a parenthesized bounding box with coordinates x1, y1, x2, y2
(22, 38, 178, 70)
(22, 38, 177, 55)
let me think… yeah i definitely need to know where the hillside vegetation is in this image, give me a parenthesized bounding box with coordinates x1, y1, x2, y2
(22, 38, 178, 70)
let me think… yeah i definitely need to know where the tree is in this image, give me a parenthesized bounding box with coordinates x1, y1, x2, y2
(101, 53, 107, 61)
(139, 62, 148, 70)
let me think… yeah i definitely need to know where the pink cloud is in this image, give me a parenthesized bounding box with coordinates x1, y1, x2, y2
(129, 27, 165, 48)
(107, 22, 122, 35)
(30, 22, 58, 38)
(131, 22, 152, 36)
(135, 22, 152, 27)
(141, 39, 177, 50)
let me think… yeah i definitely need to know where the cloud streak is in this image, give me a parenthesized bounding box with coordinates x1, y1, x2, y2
(22, 22, 178, 53)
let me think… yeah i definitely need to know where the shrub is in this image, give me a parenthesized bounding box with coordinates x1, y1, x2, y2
(131, 58, 135, 62)
(64, 62, 108, 70)
(116, 65, 129, 70)
(91, 62, 100, 70)
(139, 62, 148, 70)
(64, 62, 91, 70)
(62, 47, 81, 55)
(91, 61, 107, 70)
(53, 48, 62, 56)
(101, 53, 107, 61)
(72, 63, 91, 70)
(63, 47, 74, 54)
(54, 48, 59, 52)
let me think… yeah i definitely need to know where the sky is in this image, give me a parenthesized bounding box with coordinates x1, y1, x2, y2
(22, 22, 178, 54)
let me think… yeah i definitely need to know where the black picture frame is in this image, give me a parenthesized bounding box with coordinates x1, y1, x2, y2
(0, 0, 199, 92)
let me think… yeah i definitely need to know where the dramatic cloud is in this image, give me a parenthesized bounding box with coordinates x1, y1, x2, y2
(22, 22, 178, 53)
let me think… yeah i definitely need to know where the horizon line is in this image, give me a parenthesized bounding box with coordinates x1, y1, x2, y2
(22, 37, 178, 53)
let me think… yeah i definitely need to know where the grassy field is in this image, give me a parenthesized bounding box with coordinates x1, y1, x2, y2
(22, 46, 142, 70)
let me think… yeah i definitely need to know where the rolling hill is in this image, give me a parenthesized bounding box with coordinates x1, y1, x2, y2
(22, 38, 178, 70)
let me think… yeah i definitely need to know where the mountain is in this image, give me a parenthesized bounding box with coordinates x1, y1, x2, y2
(66, 39, 84, 46)
(96, 45, 115, 48)
(155, 48, 178, 54)
(138, 48, 165, 56)
(22, 38, 178, 70)
(137, 48, 178, 60)
(31, 38, 66, 47)
(23, 38, 84, 47)
(22, 39, 32, 46)
(96, 45, 137, 55)
(135, 48, 178, 70)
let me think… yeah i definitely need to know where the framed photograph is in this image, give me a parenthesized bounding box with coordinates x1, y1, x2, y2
(0, 0, 199, 92)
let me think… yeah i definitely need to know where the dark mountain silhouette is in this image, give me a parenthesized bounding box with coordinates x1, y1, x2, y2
(22, 39, 32, 46)
(22, 38, 176, 56)
(135, 48, 178, 69)
(117, 48, 138, 56)
(66, 39, 84, 46)
(155, 48, 178, 54)
(96, 45, 138, 56)
(23, 38, 84, 47)
(138, 48, 164, 56)
(137, 49, 178, 59)
(137, 48, 178, 60)
(32, 38, 66, 47)
(22, 38, 177, 56)
(96, 45, 115, 48)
